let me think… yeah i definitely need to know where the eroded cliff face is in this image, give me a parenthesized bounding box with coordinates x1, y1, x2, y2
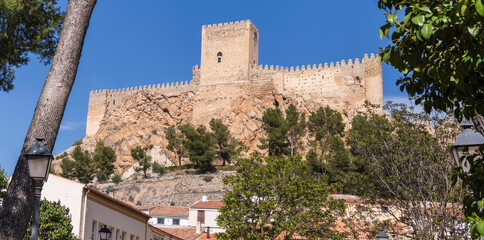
(53, 88, 345, 175)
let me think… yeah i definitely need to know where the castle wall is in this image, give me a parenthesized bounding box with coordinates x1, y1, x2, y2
(86, 20, 383, 138)
(86, 80, 196, 136)
(246, 54, 382, 115)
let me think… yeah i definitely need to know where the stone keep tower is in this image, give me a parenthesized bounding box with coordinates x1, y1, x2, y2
(199, 20, 259, 85)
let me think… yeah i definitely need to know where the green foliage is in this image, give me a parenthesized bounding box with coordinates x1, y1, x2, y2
(209, 118, 239, 166)
(285, 104, 306, 156)
(130, 145, 153, 178)
(166, 126, 186, 166)
(72, 139, 82, 146)
(347, 102, 467, 238)
(152, 162, 165, 176)
(0, 0, 64, 92)
(96, 171, 108, 183)
(0, 165, 7, 199)
(60, 141, 116, 184)
(202, 175, 213, 182)
(112, 174, 122, 184)
(217, 154, 346, 240)
(23, 200, 78, 240)
(378, 0, 484, 120)
(259, 108, 289, 157)
(60, 146, 95, 184)
(179, 124, 216, 173)
(92, 141, 116, 176)
(454, 147, 484, 239)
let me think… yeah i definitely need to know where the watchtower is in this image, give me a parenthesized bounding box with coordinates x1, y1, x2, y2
(199, 20, 259, 86)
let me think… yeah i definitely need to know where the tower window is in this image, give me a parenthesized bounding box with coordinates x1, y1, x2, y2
(217, 52, 222, 63)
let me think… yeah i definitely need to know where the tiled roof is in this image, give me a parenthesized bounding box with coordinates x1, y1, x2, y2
(197, 233, 218, 240)
(190, 200, 224, 209)
(134, 205, 158, 211)
(157, 227, 202, 240)
(151, 206, 189, 217)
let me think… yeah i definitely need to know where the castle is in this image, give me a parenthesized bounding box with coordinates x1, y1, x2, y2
(86, 20, 383, 137)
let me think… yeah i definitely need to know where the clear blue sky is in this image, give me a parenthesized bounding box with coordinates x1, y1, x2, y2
(0, 0, 408, 176)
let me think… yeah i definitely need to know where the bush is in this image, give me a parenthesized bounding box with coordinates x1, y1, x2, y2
(203, 176, 213, 182)
(105, 186, 115, 194)
(112, 174, 122, 184)
(73, 139, 82, 146)
(96, 171, 108, 182)
(152, 162, 165, 176)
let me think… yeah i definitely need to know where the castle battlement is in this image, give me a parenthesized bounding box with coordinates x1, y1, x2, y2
(89, 80, 194, 98)
(251, 53, 378, 74)
(202, 20, 255, 29)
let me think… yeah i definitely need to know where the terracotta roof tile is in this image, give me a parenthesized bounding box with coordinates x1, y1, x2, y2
(157, 227, 202, 240)
(150, 206, 189, 217)
(190, 200, 224, 209)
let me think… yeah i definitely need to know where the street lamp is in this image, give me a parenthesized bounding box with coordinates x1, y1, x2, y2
(451, 122, 484, 173)
(99, 225, 112, 240)
(376, 229, 389, 240)
(25, 137, 53, 240)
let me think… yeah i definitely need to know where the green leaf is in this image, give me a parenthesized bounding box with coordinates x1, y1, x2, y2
(387, 15, 397, 25)
(477, 221, 484, 236)
(411, 15, 425, 26)
(468, 26, 480, 38)
(461, 4, 467, 16)
(424, 101, 432, 113)
(422, 24, 433, 39)
(419, 6, 431, 13)
(403, 14, 411, 26)
(477, 0, 484, 17)
(383, 51, 391, 63)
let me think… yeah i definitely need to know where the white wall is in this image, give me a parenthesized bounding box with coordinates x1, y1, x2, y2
(188, 209, 223, 233)
(149, 216, 188, 227)
(83, 198, 147, 240)
(42, 174, 85, 238)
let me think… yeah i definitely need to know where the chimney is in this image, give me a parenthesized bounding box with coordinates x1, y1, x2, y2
(202, 195, 208, 202)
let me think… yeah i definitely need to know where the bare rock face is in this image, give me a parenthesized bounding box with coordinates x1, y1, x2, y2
(54, 89, 330, 176)
(94, 170, 234, 207)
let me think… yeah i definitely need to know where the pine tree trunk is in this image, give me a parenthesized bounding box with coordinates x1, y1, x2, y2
(473, 113, 484, 136)
(0, 0, 96, 239)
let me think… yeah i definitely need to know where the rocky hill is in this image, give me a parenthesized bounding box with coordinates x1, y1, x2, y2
(52, 90, 340, 176)
(93, 169, 235, 207)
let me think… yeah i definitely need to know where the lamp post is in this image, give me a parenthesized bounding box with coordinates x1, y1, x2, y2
(25, 137, 53, 240)
(99, 225, 112, 240)
(451, 122, 484, 173)
(376, 230, 389, 240)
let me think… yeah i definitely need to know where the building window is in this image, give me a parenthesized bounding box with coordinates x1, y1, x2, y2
(217, 52, 222, 63)
(91, 221, 97, 240)
(197, 210, 205, 224)
(157, 218, 164, 224)
(173, 218, 180, 225)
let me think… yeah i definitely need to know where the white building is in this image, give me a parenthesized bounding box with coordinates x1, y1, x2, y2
(188, 197, 224, 234)
(42, 174, 174, 240)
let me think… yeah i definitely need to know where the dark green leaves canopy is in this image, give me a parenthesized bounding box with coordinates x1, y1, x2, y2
(0, 0, 64, 92)
(379, 0, 484, 120)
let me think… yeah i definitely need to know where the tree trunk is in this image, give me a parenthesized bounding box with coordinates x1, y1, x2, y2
(0, 0, 96, 239)
(473, 113, 484, 136)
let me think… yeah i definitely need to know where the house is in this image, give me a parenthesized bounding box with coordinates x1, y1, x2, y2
(139, 205, 190, 227)
(42, 174, 169, 240)
(188, 196, 224, 234)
